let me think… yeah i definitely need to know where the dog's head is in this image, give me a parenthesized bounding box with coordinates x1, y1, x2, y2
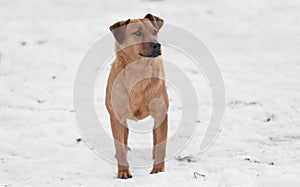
(110, 13, 164, 59)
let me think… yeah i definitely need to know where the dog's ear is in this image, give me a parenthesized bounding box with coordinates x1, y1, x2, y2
(144, 13, 164, 31)
(109, 19, 131, 44)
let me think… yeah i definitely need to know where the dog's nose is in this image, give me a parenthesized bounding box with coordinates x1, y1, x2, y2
(150, 42, 161, 50)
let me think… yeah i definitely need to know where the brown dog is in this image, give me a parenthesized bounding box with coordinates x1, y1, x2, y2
(106, 14, 169, 179)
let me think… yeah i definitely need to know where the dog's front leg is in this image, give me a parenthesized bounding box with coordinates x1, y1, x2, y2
(110, 115, 132, 179)
(151, 113, 168, 174)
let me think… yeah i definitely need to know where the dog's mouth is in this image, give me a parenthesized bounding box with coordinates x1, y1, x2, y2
(139, 51, 161, 58)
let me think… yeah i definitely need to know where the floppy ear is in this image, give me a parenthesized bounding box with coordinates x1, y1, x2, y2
(109, 19, 131, 44)
(144, 13, 164, 31)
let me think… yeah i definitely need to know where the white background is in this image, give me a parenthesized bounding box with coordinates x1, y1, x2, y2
(0, 0, 300, 186)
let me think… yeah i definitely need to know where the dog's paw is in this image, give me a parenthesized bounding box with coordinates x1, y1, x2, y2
(150, 167, 165, 174)
(118, 168, 132, 179)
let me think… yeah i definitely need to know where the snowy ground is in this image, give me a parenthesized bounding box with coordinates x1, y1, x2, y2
(1, 0, 300, 186)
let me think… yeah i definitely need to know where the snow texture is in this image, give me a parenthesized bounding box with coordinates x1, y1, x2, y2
(0, 0, 300, 186)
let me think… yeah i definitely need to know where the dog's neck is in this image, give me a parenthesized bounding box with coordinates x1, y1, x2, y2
(116, 49, 162, 69)
(114, 49, 165, 89)
(116, 50, 138, 67)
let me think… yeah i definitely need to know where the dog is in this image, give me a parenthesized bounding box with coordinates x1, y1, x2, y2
(105, 13, 169, 179)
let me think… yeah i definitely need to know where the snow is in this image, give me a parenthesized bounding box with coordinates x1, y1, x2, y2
(1, 0, 300, 186)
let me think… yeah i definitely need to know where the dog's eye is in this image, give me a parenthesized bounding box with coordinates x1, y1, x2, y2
(153, 30, 157, 35)
(134, 31, 142, 36)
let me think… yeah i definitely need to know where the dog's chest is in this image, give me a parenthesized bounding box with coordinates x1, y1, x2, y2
(123, 62, 152, 85)
(122, 61, 165, 118)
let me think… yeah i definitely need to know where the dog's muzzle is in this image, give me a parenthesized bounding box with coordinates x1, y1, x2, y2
(140, 42, 162, 58)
